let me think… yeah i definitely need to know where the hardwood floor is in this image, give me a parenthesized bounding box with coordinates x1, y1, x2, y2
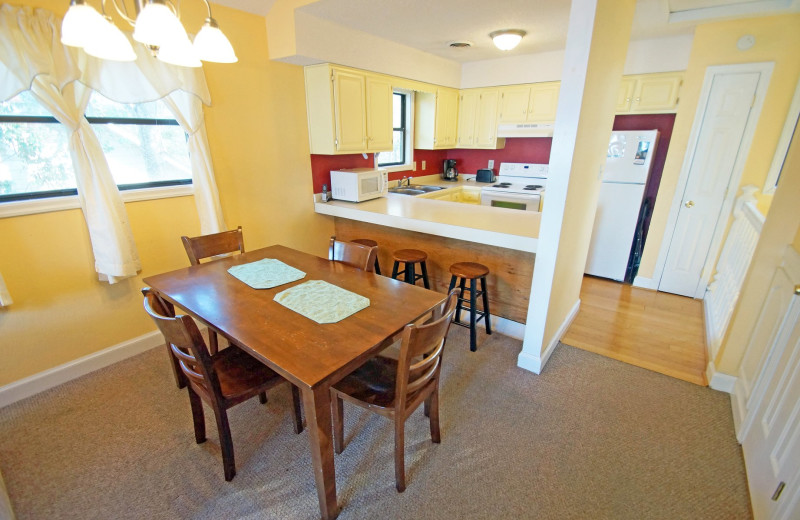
(562, 276, 708, 386)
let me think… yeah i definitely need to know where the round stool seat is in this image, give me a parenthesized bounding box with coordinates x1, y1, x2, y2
(449, 262, 489, 279)
(393, 249, 428, 263)
(351, 238, 378, 248)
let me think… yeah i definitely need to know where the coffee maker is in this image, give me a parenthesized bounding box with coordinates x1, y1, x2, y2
(442, 159, 458, 181)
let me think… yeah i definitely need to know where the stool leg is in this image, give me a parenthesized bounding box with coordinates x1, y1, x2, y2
(374, 257, 382, 276)
(420, 261, 430, 289)
(448, 275, 457, 294)
(454, 278, 467, 323)
(481, 276, 492, 335)
(407, 262, 415, 285)
(469, 278, 478, 352)
(391, 261, 400, 280)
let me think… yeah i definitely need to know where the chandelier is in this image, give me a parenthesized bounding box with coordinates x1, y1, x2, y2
(61, 0, 237, 67)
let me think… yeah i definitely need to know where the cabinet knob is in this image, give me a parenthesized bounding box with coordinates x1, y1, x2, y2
(635, 97, 641, 102)
(626, 97, 631, 102)
(684, 200, 695, 208)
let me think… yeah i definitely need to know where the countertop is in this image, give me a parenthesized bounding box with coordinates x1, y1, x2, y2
(314, 175, 540, 253)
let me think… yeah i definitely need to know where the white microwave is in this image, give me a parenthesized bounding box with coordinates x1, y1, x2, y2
(330, 168, 388, 202)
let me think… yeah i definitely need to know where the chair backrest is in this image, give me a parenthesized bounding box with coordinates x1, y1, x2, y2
(181, 226, 245, 266)
(141, 288, 222, 400)
(395, 289, 459, 411)
(328, 236, 378, 272)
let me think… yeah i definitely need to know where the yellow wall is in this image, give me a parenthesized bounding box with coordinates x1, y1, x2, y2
(0, 0, 334, 386)
(638, 15, 800, 281)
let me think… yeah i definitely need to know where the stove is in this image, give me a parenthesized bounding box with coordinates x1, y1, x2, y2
(480, 163, 548, 211)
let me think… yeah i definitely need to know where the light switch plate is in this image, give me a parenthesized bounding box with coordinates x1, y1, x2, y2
(422, 160, 426, 170)
(412, 161, 417, 171)
(488, 160, 495, 169)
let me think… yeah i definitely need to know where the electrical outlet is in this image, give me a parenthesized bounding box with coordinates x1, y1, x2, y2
(422, 160, 426, 170)
(412, 161, 417, 171)
(488, 159, 495, 169)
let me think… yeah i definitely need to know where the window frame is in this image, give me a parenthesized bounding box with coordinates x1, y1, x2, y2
(0, 103, 194, 216)
(376, 89, 414, 173)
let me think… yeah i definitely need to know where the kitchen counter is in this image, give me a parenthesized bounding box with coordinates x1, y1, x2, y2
(314, 175, 540, 253)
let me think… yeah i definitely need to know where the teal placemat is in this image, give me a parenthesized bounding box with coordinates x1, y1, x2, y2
(274, 280, 370, 324)
(227, 258, 306, 289)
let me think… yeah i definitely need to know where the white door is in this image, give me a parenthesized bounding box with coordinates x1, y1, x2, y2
(658, 68, 767, 297)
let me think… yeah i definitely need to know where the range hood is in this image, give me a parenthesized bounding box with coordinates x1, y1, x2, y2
(497, 122, 555, 138)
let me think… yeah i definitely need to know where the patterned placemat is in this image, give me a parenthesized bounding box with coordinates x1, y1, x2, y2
(273, 280, 370, 324)
(227, 258, 306, 289)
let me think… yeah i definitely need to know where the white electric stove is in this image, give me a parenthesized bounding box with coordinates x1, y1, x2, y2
(480, 162, 548, 211)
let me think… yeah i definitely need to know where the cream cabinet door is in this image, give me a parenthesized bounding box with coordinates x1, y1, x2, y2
(631, 73, 682, 112)
(527, 82, 559, 122)
(475, 89, 500, 148)
(333, 69, 367, 152)
(615, 77, 636, 112)
(365, 75, 393, 151)
(457, 90, 479, 147)
(499, 86, 531, 123)
(435, 88, 459, 148)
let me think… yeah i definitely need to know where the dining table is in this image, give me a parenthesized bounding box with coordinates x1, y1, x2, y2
(142, 244, 446, 519)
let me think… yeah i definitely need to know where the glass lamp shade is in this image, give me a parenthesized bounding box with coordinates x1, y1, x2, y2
(193, 19, 238, 63)
(490, 30, 525, 51)
(84, 17, 137, 61)
(61, 2, 106, 48)
(157, 35, 202, 68)
(133, 1, 187, 47)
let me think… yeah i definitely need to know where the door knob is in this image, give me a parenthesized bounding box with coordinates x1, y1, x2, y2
(684, 200, 695, 208)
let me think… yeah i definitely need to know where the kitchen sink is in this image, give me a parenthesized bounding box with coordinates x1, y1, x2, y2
(388, 187, 426, 196)
(411, 185, 446, 192)
(388, 185, 447, 196)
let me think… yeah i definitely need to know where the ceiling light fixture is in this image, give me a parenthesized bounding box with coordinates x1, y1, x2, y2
(61, 0, 237, 66)
(489, 29, 526, 51)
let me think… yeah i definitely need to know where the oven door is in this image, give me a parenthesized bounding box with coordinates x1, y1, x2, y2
(480, 191, 541, 211)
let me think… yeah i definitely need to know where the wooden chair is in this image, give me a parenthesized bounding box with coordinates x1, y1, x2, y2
(142, 288, 303, 482)
(331, 289, 459, 492)
(328, 236, 378, 272)
(180, 226, 245, 355)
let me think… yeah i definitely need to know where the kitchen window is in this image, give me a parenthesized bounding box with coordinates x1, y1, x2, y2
(0, 91, 192, 206)
(376, 91, 413, 171)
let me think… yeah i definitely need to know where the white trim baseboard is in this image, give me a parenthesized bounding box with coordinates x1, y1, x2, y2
(707, 360, 737, 393)
(468, 315, 526, 340)
(703, 297, 721, 364)
(632, 275, 657, 290)
(518, 299, 580, 374)
(0, 330, 165, 409)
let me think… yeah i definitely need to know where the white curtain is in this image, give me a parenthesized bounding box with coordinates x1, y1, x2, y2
(0, 273, 11, 306)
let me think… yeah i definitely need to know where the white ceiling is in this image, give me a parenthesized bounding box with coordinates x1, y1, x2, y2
(211, 0, 800, 63)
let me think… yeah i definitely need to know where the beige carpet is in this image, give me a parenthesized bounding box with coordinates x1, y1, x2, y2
(0, 327, 751, 519)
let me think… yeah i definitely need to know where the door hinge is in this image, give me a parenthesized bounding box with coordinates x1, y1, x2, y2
(772, 481, 786, 501)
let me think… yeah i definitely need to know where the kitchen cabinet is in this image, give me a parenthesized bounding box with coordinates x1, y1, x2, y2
(498, 81, 560, 124)
(304, 64, 393, 154)
(420, 187, 482, 204)
(457, 88, 505, 149)
(415, 87, 459, 149)
(616, 72, 683, 114)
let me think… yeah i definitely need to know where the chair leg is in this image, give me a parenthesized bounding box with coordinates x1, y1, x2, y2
(213, 407, 236, 482)
(481, 276, 492, 335)
(332, 393, 344, 454)
(429, 386, 441, 444)
(187, 386, 206, 444)
(469, 278, 478, 352)
(454, 278, 467, 323)
(374, 257, 382, 276)
(208, 330, 219, 355)
(391, 261, 400, 280)
(420, 261, 430, 289)
(394, 417, 406, 492)
(258, 392, 268, 404)
(448, 275, 457, 294)
(423, 395, 431, 417)
(291, 385, 304, 434)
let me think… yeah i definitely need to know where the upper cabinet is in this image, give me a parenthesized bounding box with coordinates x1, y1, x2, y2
(457, 88, 505, 149)
(498, 82, 560, 124)
(415, 87, 459, 150)
(616, 72, 683, 114)
(304, 64, 393, 154)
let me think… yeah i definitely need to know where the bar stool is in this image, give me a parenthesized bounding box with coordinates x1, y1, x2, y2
(391, 249, 430, 289)
(448, 262, 492, 352)
(351, 238, 381, 275)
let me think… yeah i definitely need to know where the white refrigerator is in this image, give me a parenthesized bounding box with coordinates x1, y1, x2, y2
(585, 130, 659, 281)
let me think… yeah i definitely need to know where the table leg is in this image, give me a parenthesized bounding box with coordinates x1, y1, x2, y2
(302, 385, 339, 520)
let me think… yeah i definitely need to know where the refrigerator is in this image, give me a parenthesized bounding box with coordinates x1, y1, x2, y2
(585, 130, 659, 282)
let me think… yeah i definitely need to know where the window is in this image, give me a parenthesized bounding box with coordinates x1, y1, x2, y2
(0, 91, 192, 203)
(376, 91, 412, 170)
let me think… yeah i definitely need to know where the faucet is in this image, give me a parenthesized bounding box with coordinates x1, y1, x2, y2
(397, 176, 410, 187)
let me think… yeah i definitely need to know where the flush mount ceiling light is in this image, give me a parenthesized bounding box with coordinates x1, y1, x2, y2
(61, 0, 237, 66)
(489, 29, 526, 51)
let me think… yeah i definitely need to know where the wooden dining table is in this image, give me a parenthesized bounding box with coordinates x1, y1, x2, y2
(143, 244, 446, 519)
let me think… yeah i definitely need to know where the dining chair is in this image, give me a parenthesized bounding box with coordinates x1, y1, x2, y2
(142, 288, 303, 482)
(331, 289, 459, 492)
(180, 226, 245, 355)
(328, 236, 378, 272)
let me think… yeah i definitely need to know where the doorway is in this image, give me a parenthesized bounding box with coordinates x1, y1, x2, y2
(654, 63, 773, 298)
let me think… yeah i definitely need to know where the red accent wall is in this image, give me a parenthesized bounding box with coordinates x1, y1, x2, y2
(444, 138, 553, 175)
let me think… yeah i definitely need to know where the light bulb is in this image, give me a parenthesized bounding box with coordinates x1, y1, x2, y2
(84, 16, 136, 61)
(193, 18, 238, 63)
(157, 34, 202, 68)
(133, 0, 187, 47)
(61, 0, 106, 48)
(490, 30, 526, 51)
